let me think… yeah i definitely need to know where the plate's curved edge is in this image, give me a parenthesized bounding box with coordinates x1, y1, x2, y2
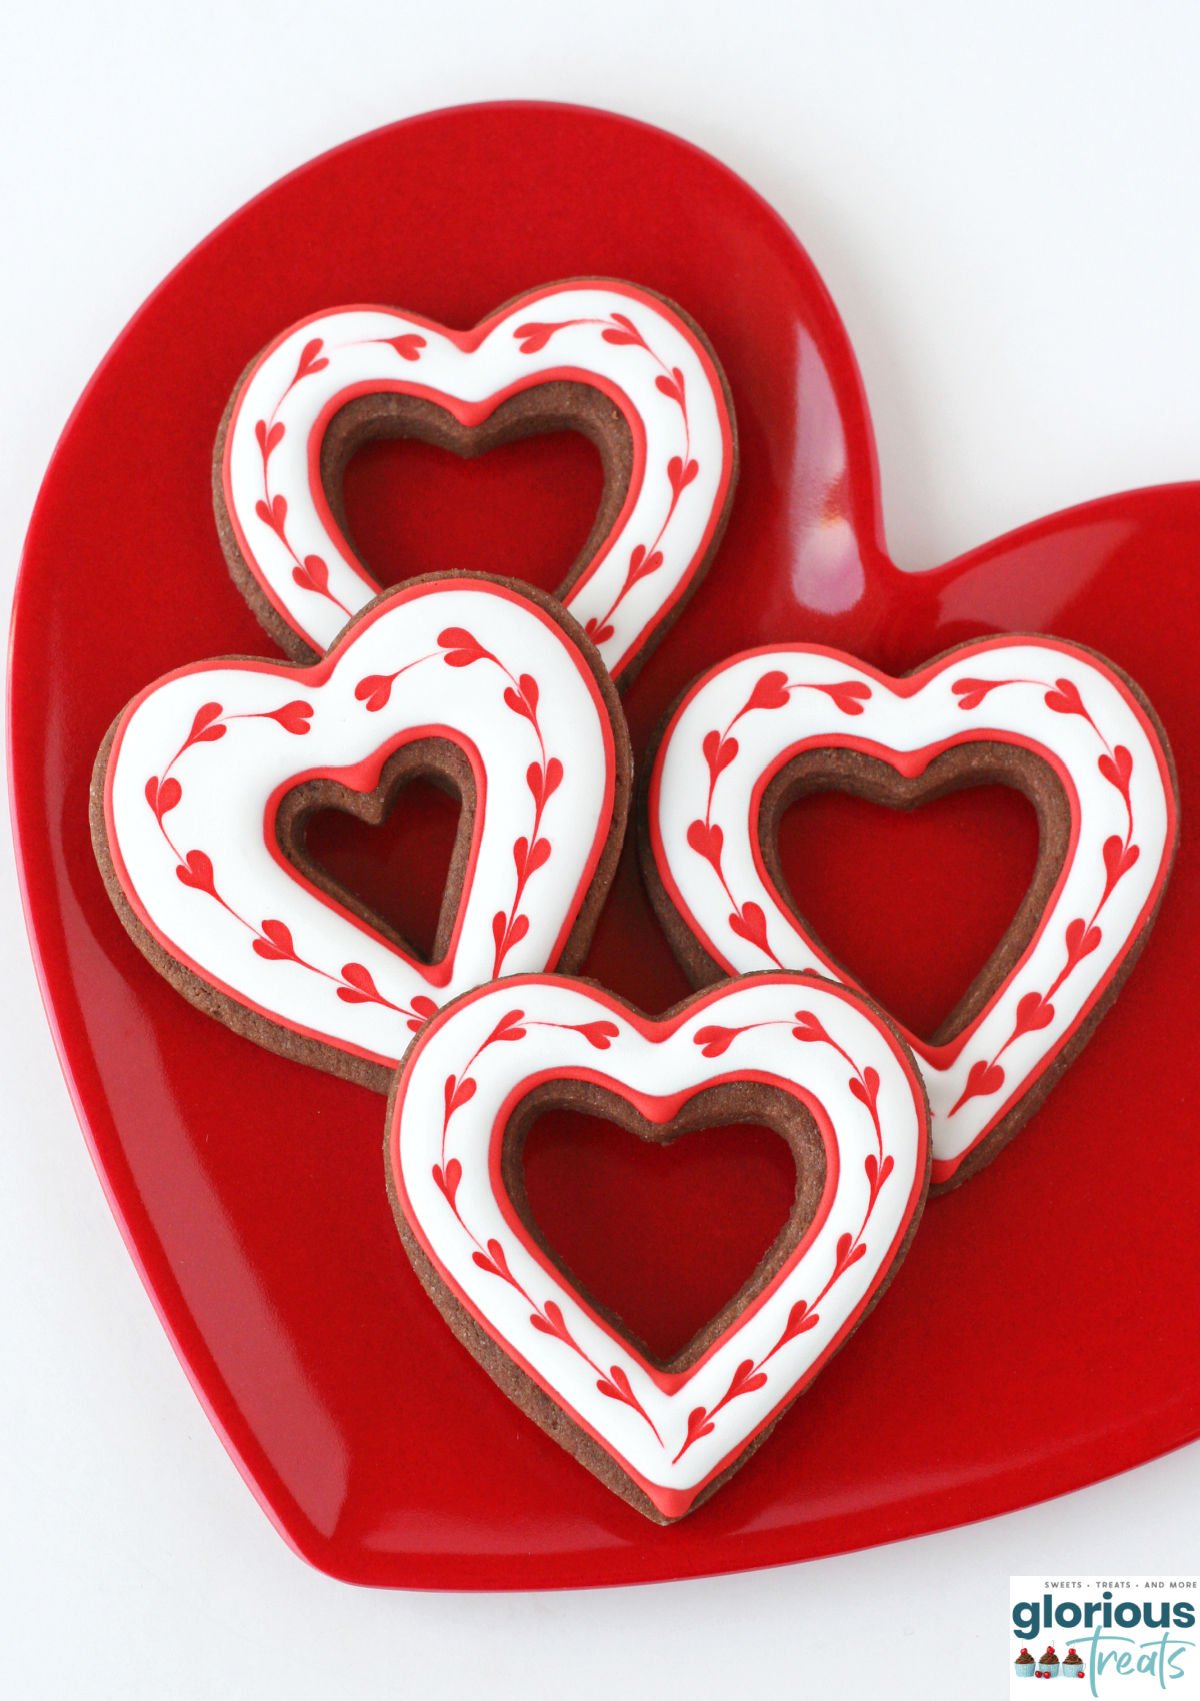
(909, 477, 1200, 582)
(4, 761, 323, 1584)
(295, 1418, 1200, 1590)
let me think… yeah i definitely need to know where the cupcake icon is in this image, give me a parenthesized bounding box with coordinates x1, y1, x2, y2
(1038, 1645, 1061, 1678)
(1063, 1648, 1085, 1679)
(1015, 1646, 1036, 1678)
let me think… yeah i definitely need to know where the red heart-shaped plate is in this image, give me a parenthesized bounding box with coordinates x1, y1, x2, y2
(10, 101, 1198, 1588)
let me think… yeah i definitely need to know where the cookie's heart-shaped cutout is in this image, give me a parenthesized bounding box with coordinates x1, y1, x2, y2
(215, 282, 738, 681)
(646, 635, 1178, 1188)
(278, 744, 471, 968)
(775, 782, 1041, 1040)
(521, 1101, 796, 1366)
(91, 576, 630, 1090)
(341, 427, 605, 598)
(386, 973, 930, 1521)
(297, 770, 464, 964)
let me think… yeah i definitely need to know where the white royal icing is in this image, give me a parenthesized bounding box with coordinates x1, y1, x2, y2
(389, 973, 928, 1519)
(221, 281, 735, 678)
(649, 637, 1176, 1183)
(103, 580, 619, 1073)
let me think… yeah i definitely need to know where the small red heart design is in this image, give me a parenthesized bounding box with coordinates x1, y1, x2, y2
(822, 679, 872, 715)
(741, 668, 791, 712)
(685, 817, 723, 868)
(260, 697, 312, 735)
(251, 917, 297, 962)
(1012, 991, 1055, 1036)
(728, 900, 772, 953)
(174, 847, 216, 894)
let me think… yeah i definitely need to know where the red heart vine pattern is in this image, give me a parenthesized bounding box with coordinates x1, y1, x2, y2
(252, 329, 428, 617)
(431, 1002, 896, 1464)
(679, 1007, 890, 1459)
(686, 667, 873, 960)
(945, 672, 1138, 1116)
(512, 309, 701, 650)
(432, 1006, 660, 1438)
(142, 627, 565, 1027)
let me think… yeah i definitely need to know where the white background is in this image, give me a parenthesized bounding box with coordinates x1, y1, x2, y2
(3, 2, 1197, 1695)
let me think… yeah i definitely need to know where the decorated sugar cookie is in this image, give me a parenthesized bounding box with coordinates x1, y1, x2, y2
(92, 575, 629, 1091)
(645, 635, 1178, 1189)
(215, 280, 737, 680)
(386, 972, 930, 1522)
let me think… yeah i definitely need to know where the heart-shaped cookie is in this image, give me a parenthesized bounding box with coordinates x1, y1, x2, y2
(91, 575, 629, 1089)
(215, 280, 737, 680)
(646, 635, 1178, 1188)
(386, 973, 930, 1521)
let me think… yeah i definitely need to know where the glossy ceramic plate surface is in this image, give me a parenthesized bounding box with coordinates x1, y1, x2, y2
(10, 101, 1199, 1588)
